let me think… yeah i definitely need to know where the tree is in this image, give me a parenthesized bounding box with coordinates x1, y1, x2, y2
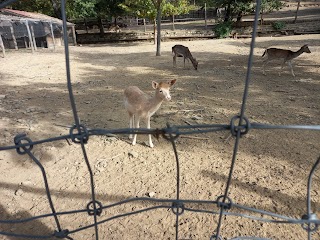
(6, 0, 55, 17)
(162, 0, 191, 30)
(95, 0, 126, 23)
(120, 0, 157, 32)
(121, 0, 192, 55)
(4, 0, 99, 19)
(260, 0, 283, 24)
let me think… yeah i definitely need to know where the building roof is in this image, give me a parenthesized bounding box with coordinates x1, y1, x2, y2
(0, 9, 73, 25)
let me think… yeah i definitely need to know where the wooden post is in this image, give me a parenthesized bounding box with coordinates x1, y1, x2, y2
(50, 21, 56, 51)
(24, 36, 28, 48)
(84, 18, 88, 33)
(30, 25, 37, 51)
(0, 34, 5, 58)
(10, 26, 18, 50)
(204, 3, 207, 30)
(71, 25, 77, 45)
(25, 20, 34, 53)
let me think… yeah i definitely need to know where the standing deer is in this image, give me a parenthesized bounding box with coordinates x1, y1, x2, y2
(262, 44, 311, 77)
(124, 79, 177, 148)
(172, 44, 198, 70)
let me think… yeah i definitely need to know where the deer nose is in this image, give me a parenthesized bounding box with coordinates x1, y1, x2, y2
(166, 95, 171, 101)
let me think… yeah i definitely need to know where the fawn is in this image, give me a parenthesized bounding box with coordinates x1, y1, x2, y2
(262, 44, 311, 77)
(172, 44, 198, 70)
(124, 79, 177, 148)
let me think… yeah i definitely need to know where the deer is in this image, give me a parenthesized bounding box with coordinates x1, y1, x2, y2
(124, 79, 177, 148)
(262, 44, 311, 77)
(172, 44, 198, 70)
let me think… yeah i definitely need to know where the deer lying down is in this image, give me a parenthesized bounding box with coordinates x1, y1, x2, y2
(262, 44, 311, 77)
(124, 79, 176, 148)
(172, 44, 198, 70)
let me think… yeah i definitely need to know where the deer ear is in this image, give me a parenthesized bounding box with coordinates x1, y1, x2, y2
(152, 81, 158, 89)
(169, 79, 176, 86)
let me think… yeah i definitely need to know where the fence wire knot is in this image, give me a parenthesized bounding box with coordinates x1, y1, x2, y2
(162, 124, 180, 141)
(86, 200, 103, 216)
(171, 201, 185, 216)
(13, 133, 33, 155)
(301, 213, 319, 232)
(152, 128, 164, 140)
(53, 229, 71, 239)
(230, 115, 251, 137)
(216, 195, 233, 210)
(70, 124, 89, 144)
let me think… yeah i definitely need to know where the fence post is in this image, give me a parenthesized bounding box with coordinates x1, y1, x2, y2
(71, 25, 77, 45)
(50, 21, 56, 51)
(9, 26, 18, 50)
(30, 24, 37, 51)
(25, 20, 34, 53)
(84, 18, 88, 33)
(204, 3, 207, 30)
(0, 33, 5, 57)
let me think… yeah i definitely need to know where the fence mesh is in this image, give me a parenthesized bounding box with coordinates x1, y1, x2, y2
(0, 0, 320, 239)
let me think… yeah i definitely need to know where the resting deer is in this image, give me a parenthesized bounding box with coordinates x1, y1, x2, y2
(172, 44, 198, 70)
(124, 79, 177, 148)
(262, 44, 311, 77)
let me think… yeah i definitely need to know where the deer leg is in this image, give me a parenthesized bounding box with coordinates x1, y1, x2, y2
(279, 60, 287, 76)
(146, 116, 154, 148)
(183, 57, 186, 68)
(288, 61, 295, 77)
(173, 55, 176, 68)
(129, 113, 134, 139)
(132, 116, 140, 146)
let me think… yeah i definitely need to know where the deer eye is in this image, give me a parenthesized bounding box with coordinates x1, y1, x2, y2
(159, 90, 163, 93)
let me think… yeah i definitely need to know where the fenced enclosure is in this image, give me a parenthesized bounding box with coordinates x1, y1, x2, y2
(71, 7, 221, 34)
(0, 0, 320, 239)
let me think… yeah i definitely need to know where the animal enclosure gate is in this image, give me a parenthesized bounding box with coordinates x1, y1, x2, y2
(0, 0, 320, 240)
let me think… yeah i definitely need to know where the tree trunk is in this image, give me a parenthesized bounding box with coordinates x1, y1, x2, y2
(156, 1, 161, 56)
(236, 11, 243, 22)
(98, 17, 104, 35)
(144, 18, 147, 32)
(172, 15, 175, 31)
(224, 3, 231, 22)
(294, 0, 301, 23)
(153, 20, 156, 44)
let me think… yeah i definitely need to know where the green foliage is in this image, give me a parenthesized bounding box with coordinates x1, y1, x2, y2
(260, 0, 284, 13)
(162, 0, 192, 17)
(214, 21, 233, 38)
(272, 21, 286, 30)
(67, 0, 98, 18)
(119, 0, 157, 19)
(95, 0, 126, 18)
(7, 0, 54, 17)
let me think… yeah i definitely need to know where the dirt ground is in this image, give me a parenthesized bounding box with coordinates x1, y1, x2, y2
(0, 33, 320, 240)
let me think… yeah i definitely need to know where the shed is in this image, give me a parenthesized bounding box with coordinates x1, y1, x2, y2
(0, 9, 76, 56)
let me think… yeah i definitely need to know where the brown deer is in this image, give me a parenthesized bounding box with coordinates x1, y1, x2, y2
(262, 44, 311, 77)
(124, 79, 176, 148)
(172, 45, 198, 70)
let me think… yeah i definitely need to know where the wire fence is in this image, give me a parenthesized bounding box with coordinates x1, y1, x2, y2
(0, 0, 320, 239)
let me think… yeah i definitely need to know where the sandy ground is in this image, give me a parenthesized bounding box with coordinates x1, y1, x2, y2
(0, 34, 320, 240)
